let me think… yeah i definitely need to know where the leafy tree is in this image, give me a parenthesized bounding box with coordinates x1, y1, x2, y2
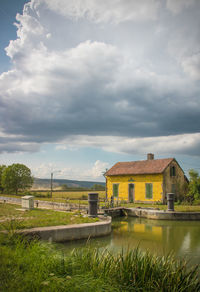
(185, 169, 200, 203)
(2, 163, 33, 195)
(0, 165, 6, 193)
(91, 184, 105, 191)
(61, 184, 68, 191)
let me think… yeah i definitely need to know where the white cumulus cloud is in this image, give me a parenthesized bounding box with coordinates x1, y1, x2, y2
(43, 0, 160, 23)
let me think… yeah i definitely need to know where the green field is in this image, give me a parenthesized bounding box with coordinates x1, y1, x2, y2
(1, 191, 106, 205)
(0, 203, 98, 231)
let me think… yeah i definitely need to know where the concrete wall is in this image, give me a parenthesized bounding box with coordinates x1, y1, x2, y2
(125, 208, 200, 220)
(104, 207, 125, 218)
(18, 217, 112, 242)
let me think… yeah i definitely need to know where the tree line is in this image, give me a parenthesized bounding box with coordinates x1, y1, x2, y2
(0, 163, 33, 195)
(185, 169, 200, 204)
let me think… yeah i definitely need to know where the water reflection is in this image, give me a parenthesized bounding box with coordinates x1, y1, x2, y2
(58, 217, 200, 265)
(112, 217, 200, 264)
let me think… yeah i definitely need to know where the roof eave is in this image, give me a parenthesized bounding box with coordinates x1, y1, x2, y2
(106, 171, 164, 176)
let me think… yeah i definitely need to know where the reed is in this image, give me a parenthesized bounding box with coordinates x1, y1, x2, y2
(0, 233, 200, 291)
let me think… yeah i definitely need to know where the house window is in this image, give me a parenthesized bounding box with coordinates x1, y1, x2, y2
(146, 183, 153, 199)
(170, 166, 176, 177)
(113, 184, 119, 198)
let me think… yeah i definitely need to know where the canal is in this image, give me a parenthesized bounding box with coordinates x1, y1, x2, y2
(58, 216, 200, 265)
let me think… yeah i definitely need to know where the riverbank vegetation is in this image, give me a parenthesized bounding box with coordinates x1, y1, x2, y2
(2, 194, 200, 211)
(0, 232, 200, 292)
(0, 203, 98, 231)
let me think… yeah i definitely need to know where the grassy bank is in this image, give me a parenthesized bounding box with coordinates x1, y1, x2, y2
(0, 203, 98, 231)
(1, 191, 106, 205)
(0, 233, 200, 292)
(2, 192, 200, 211)
(120, 202, 200, 212)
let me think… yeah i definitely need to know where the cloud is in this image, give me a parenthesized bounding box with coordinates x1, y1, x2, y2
(181, 53, 200, 80)
(56, 133, 200, 157)
(1, 40, 200, 150)
(166, 0, 200, 80)
(166, 0, 196, 14)
(90, 160, 109, 178)
(0, 142, 39, 154)
(0, 0, 200, 157)
(44, 0, 160, 23)
(32, 160, 108, 180)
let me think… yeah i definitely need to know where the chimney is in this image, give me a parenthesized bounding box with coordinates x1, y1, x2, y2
(147, 153, 154, 160)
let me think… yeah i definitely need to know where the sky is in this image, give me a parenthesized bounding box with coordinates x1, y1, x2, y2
(0, 0, 200, 182)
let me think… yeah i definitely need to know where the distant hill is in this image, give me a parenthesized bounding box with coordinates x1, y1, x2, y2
(32, 177, 105, 190)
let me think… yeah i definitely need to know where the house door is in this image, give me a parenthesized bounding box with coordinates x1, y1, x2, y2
(128, 184, 134, 203)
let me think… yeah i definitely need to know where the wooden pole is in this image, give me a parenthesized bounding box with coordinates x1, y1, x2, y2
(50, 172, 53, 198)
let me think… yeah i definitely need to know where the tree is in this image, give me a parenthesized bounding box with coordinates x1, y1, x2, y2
(0, 165, 6, 193)
(185, 169, 200, 203)
(91, 184, 105, 191)
(61, 184, 68, 191)
(2, 163, 33, 195)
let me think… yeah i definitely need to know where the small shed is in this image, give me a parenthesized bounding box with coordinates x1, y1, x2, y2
(21, 195, 34, 210)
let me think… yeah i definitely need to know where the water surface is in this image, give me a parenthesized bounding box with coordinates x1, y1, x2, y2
(58, 217, 200, 265)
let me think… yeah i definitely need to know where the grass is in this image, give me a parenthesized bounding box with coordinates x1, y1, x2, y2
(2, 192, 200, 211)
(0, 203, 98, 231)
(0, 232, 200, 291)
(1, 191, 106, 205)
(120, 202, 200, 212)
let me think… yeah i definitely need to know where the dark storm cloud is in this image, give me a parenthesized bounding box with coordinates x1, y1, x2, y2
(1, 73, 200, 144)
(0, 0, 200, 155)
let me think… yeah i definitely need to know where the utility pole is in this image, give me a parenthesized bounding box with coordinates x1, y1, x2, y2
(50, 172, 53, 198)
(50, 170, 60, 198)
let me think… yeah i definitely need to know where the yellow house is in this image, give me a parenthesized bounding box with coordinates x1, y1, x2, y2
(105, 153, 188, 203)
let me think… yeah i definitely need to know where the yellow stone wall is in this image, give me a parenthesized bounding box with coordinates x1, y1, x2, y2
(106, 174, 163, 202)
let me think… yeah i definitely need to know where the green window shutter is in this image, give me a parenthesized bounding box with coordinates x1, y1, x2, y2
(113, 184, 119, 198)
(146, 183, 153, 199)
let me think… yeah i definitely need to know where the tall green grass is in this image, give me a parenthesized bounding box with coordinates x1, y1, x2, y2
(0, 231, 200, 292)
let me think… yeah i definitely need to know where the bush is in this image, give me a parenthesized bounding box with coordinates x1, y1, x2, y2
(193, 199, 200, 206)
(185, 169, 200, 204)
(81, 194, 87, 200)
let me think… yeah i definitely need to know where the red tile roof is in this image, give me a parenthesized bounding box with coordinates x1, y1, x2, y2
(105, 158, 174, 176)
